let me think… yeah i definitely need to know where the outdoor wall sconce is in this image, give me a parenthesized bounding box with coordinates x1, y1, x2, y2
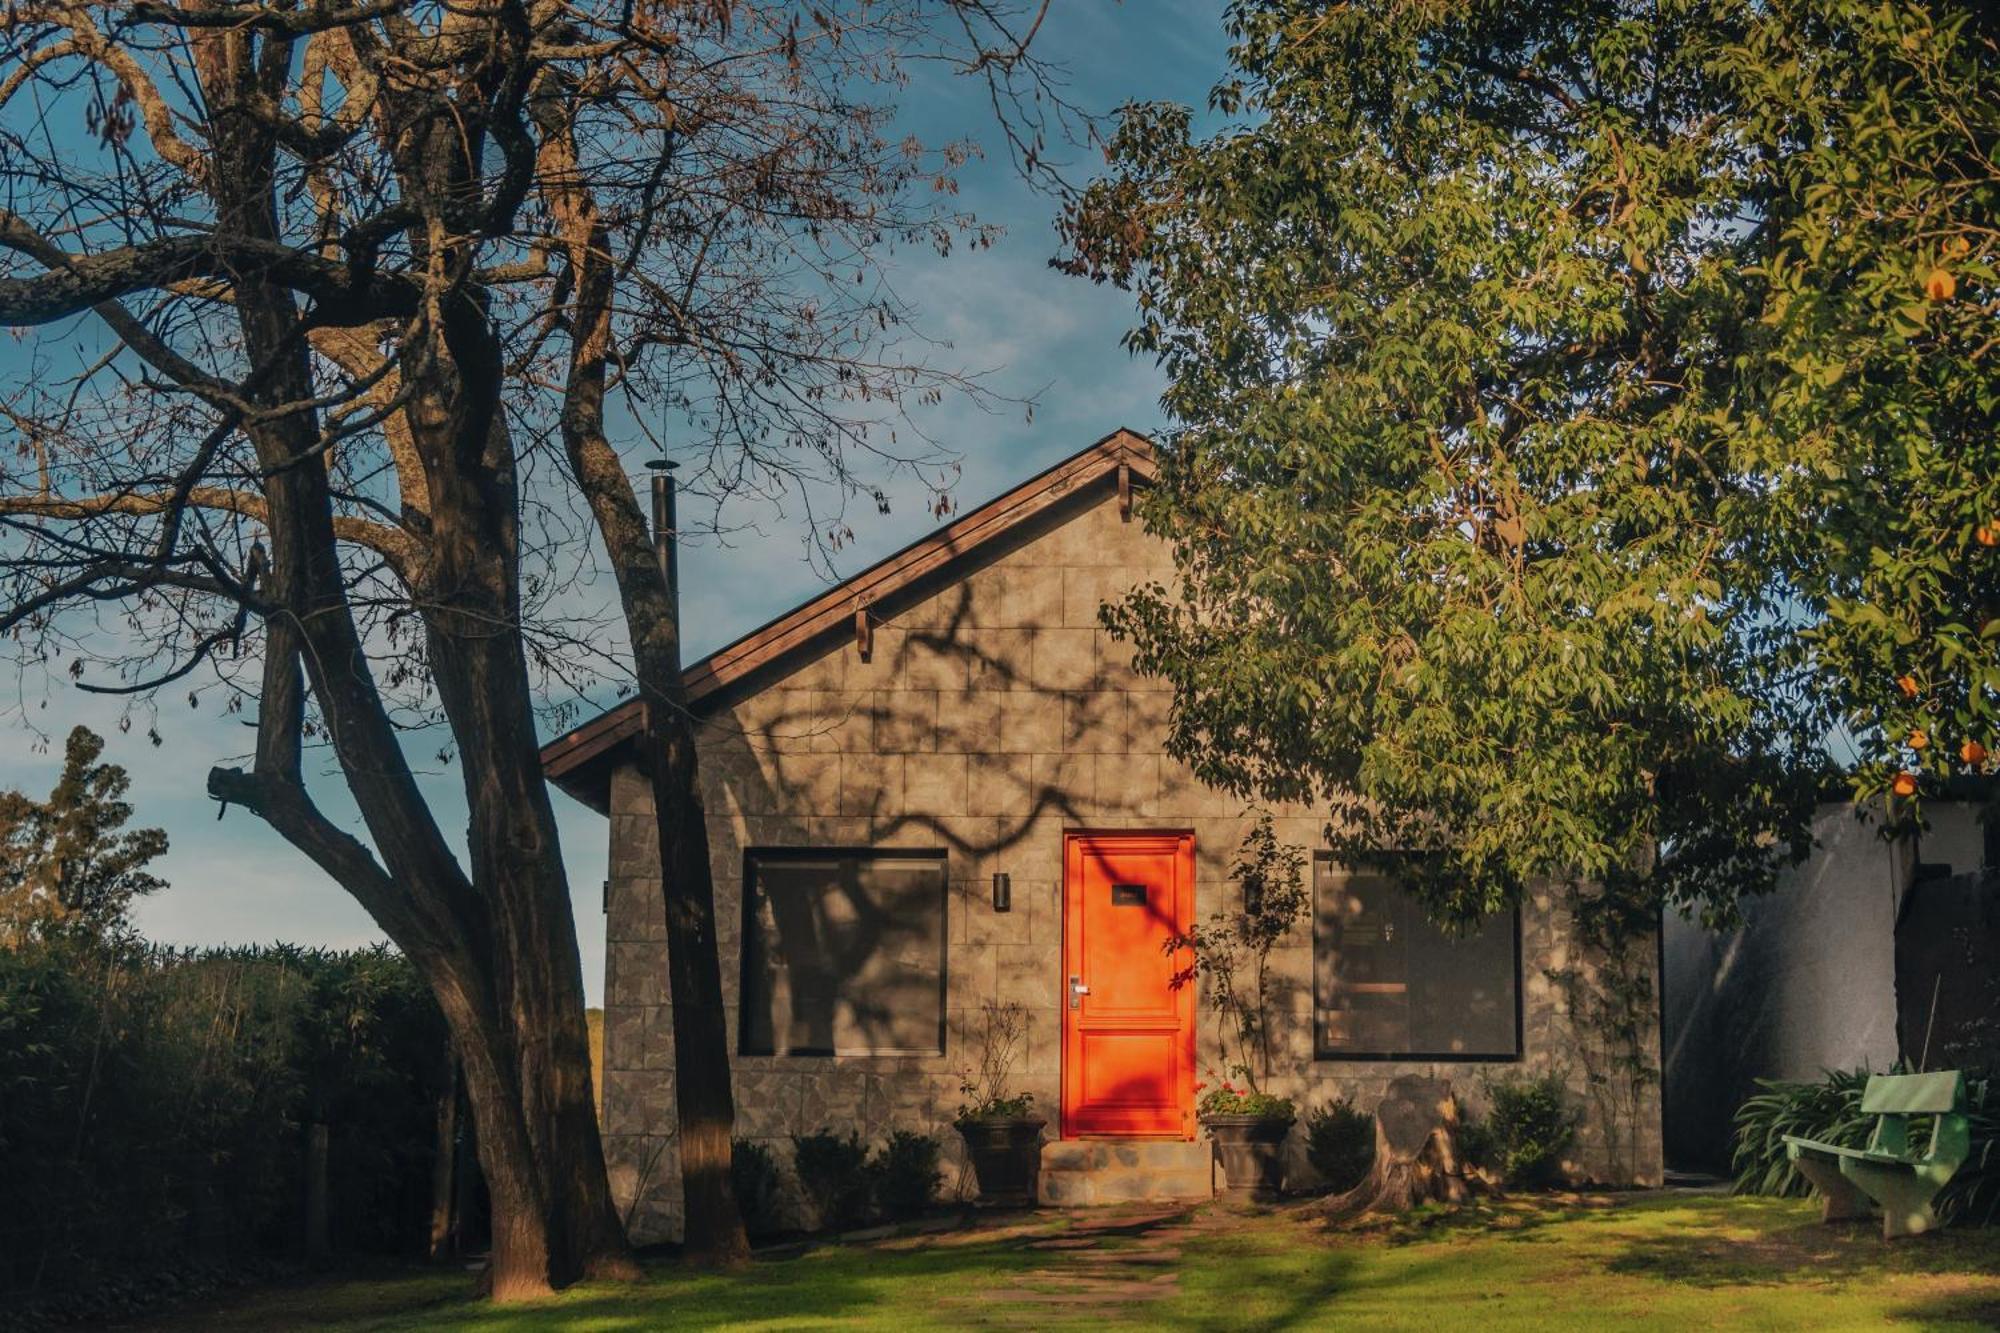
(992, 872, 1011, 913)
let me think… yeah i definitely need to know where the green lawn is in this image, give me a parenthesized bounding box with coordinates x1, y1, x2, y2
(130, 1195, 2000, 1331)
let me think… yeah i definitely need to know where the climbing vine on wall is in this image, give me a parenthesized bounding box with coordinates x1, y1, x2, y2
(1544, 881, 1660, 1183)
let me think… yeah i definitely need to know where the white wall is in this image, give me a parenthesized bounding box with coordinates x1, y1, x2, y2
(1661, 801, 1913, 1169)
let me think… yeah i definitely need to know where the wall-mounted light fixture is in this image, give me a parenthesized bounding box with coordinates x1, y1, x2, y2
(992, 872, 1011, 913)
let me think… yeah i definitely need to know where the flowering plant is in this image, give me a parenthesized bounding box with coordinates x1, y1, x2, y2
(1163, 814, 1308, 1095)
(1194, 1071, 1296, 1123)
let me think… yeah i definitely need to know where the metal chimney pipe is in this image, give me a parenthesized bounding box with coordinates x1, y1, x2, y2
(646, 459, 680, 668)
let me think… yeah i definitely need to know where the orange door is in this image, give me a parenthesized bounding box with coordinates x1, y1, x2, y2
(1061, 832, 1196, 1138)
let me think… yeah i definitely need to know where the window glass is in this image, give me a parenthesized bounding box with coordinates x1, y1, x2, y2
(740, 849, 947, 1056)
(1313, 859, 1519, 1059)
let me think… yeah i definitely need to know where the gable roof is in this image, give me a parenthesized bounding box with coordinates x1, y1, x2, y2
(540, 427, 1158, 812)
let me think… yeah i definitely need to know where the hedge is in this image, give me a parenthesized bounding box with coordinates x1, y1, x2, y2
(0, 930, 454, 1311)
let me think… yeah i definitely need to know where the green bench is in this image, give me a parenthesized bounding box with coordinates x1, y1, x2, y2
(1784, 1070, 1971, 1239)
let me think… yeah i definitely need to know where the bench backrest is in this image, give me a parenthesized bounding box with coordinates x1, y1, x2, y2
(1861, 1071, 1966, 1116)
(1862, 1071, 1973, 1170)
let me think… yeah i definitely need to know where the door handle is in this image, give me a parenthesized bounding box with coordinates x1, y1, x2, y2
(1069, 974, 1089, 1009)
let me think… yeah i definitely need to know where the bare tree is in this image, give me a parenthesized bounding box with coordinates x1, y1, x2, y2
(0, 0, 1075, 1294)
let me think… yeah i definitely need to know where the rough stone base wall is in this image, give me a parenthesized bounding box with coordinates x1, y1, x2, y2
(598, 493, 1663, 1242)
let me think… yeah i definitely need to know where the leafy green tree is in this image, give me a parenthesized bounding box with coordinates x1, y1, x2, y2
(0, 727, 167, 941)
(1734, 5, 2000, 814)
(1060, 0, 1997, 925)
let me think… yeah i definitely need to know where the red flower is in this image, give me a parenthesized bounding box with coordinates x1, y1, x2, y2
(1192, 1080, 1207, 1092)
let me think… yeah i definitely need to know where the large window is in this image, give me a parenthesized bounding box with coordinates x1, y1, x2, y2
(1313, 858, 1520, 1060)
(739, 848, 947, 1057)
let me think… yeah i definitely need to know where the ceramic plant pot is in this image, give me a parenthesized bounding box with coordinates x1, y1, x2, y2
(1202, 1113, 1292, 1202)
(955, 1116, 1048, 1206)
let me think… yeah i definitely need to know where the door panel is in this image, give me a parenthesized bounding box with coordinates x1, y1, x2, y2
(1061, 832, 1195, 1138)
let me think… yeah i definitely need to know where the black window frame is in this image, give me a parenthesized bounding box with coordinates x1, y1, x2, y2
(1311, 856, 1524, 1063)
(737, 845, 950, 1058)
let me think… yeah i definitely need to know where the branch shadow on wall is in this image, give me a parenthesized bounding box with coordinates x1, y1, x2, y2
(702, 573, 1119, 1061)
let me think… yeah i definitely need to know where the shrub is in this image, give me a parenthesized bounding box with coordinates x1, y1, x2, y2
(730, 1139, 786, 1238)
(1732, 1068, 1999, 1226)
(1456, 1111, 1496, 1172)
(870, 1130, 943, 1221)
(1731, 1070, 1873, 1198)
(0, 934, 450, 1309)
(1304, 1098, 1374, 1192)
(1478, 1072, 1579, 1189)
(791, 1129, 872, 1231)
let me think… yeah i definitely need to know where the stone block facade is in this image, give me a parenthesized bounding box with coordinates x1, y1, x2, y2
(598, 489, 1664, 1242)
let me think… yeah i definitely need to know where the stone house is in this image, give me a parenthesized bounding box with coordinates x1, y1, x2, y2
(542, 428, 1665, 1242)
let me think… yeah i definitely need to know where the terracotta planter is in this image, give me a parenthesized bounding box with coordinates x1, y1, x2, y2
(1203, 1114, 1292, 1202)
(955, 1116, 1047, 1206)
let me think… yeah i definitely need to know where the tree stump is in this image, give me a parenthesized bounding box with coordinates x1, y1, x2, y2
(1325, 1076, 1482, 1218)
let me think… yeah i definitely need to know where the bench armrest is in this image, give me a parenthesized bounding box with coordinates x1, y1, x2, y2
(1869, 1113, 1911, 1159)
(1926, 1112, 1973, 1171)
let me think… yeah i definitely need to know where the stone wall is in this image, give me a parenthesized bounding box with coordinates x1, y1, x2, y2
(599, 489, 1664, 1242)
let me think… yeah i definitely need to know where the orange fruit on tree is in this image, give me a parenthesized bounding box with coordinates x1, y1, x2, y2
(1961, 740, 1988, 766)
(1897, 674, 1920, 698)
(1925, 268, 1957, 301)
(1892, 772, 1919, 797)
(1909, 728, 1929, 749)
(1978, 524, 2000, 548)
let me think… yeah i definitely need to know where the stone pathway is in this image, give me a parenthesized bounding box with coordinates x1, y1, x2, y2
(925, 1205, 1227, 1326)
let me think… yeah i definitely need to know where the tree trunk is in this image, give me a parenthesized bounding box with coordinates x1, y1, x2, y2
(1325, 1076, 1483, 1218)
(424, 543, 635, 1282)
(420, 567, 639, 1290)
(190, 118, 635, 1296)
(453, 1086, 483, 1260)
(328, 121, 636, 1289)
(429, 1061, 460, 1261)
(639, 693, 750, 1267)
(305, 1123, 331, 1260)
(545, 160, 748, 1266)
(208, 319, 637, 1297)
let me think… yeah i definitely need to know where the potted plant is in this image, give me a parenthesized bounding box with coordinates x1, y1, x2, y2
(953, 1001, 1046, 1206)
(1165, 813, 1309, 1202)
(1195, 1079, 1298, 1204)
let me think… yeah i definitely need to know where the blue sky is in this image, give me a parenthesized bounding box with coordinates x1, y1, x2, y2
(0, 2, 1230, 1003)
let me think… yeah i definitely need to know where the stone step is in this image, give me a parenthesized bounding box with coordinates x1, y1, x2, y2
(1038, 1138, 1214, 1206)
(1039, 1139, 1212, 1172)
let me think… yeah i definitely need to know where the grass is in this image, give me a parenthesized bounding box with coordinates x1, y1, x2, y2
(123, 1195, 2000, 1331)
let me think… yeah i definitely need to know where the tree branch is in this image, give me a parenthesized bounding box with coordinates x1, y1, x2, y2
(0, 213, 420, 327)
(122, 0, 403, 36)
(0, 487, 423, 574)
(207, 762, 405, 926)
